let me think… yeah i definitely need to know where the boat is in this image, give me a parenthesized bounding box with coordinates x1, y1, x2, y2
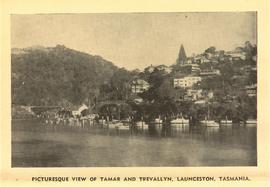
(171, 117, 189, 124)
(245, 119, 257, 126)
(154, 117, 163, 124)
(136, 121, 148, 129)
(116, 124, 130, 130)
(121, 118, 131, 123)
(107, 121, 123, 129)
(220, 116, 232, 125)
(246, 119, 257, 124)
(200, 119, 219, 127)
(200, 103, 219, 127)
(239, 119, 257, 126)
(220, 120, 233, 125)
(98, 119, 106, 124)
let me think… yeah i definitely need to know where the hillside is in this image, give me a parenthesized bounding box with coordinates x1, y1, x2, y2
(11, 45, 119, 106)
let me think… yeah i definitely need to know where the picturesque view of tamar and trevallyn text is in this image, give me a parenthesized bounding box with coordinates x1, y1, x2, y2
(11, 12, 257, 167)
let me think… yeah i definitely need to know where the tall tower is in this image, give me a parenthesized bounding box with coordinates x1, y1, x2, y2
(177, 44, 187, 65)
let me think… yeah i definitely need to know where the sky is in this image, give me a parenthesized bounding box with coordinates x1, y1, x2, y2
(11, 12, 257, 70)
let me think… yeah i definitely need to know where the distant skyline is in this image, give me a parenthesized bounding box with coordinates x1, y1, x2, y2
(11, 12, 257, 70)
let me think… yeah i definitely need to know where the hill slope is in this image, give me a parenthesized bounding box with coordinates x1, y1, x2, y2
(11, 45, 118, 106)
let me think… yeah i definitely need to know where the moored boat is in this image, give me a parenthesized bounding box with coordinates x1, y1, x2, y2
(154, 117, 163, 124)
(200, 120, 219, 127)
(107, 121, 123, 129)
(245, 119, 257, 126)
(171, 117, 189, 124)
(98, 119, 106, 124)
(136, 121, 148, 129)
(117, 124, 130, 130)
(220, 116, 232, 125)
(246, 119, 257, 124)
(220, 120, 233, 125)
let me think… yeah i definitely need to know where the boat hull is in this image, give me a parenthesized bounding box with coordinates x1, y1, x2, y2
(116, 124, 130, 130)
(154, 119, 163, 124)
(171, 118, 189, 124)
(201, 120, 219, 127)
(220, 120, 233, 125)
(136, 121, 148, 129)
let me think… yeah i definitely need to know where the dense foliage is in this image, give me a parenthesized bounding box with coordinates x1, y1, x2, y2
(12, 45, 118, 106)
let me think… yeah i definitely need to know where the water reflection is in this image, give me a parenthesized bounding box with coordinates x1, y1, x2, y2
(12, 119, 257, 144)
(12, 119, 257, 167)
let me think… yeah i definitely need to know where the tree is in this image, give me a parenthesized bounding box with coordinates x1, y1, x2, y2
(109, 68, 133, 100)
(205, 46, 216, 54)
(140, 68, 166, 102)
(157, 79, 176, 99)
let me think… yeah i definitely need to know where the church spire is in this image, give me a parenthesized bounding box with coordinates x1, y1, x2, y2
(177, 44, 187, 64)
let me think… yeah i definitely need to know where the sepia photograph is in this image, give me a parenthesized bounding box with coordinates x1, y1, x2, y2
(11, 12, 257, 167)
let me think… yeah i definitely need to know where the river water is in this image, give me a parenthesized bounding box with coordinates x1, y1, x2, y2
(12, 119, 257, 167)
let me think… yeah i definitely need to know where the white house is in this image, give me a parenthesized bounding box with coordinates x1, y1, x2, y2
(174, 76, 201, 88)
(226, 51, 246, 61)
(245, 84, 257, 97)
(130, 79, 150, 93)
(186, 89, 203, 100)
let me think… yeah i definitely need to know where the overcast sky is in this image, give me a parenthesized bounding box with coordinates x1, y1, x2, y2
(11, 12, 256, 70)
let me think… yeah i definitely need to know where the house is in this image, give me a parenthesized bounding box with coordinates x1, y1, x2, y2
(252, 55, 257, 62)
(173, 76, 201, 88)
(245, 84, 257, 97)
(205, 52, 214, 59)
(200, 69, 221, 76)
(240, 65, 257, 74)
(194, 100, 206, 104)
(156, 65, 172, 74)
(130, 79, 150, 93)
(186, 89, 203, 100)
(226, 51, 246, 61)
(180, 64, 200, 74)
(198, 56, 211, 64)
(145, 64, 155, 73)
(186, 57, 194, 64)
(207, 91, 214, 99)
(134, 97, 144, 104)
(194, 54, 202, 63)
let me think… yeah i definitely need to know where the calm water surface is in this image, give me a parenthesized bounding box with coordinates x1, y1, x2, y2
(12, 119, 257, 167)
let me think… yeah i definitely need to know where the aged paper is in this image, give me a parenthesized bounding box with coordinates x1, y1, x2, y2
(1, 0, 270, 187)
